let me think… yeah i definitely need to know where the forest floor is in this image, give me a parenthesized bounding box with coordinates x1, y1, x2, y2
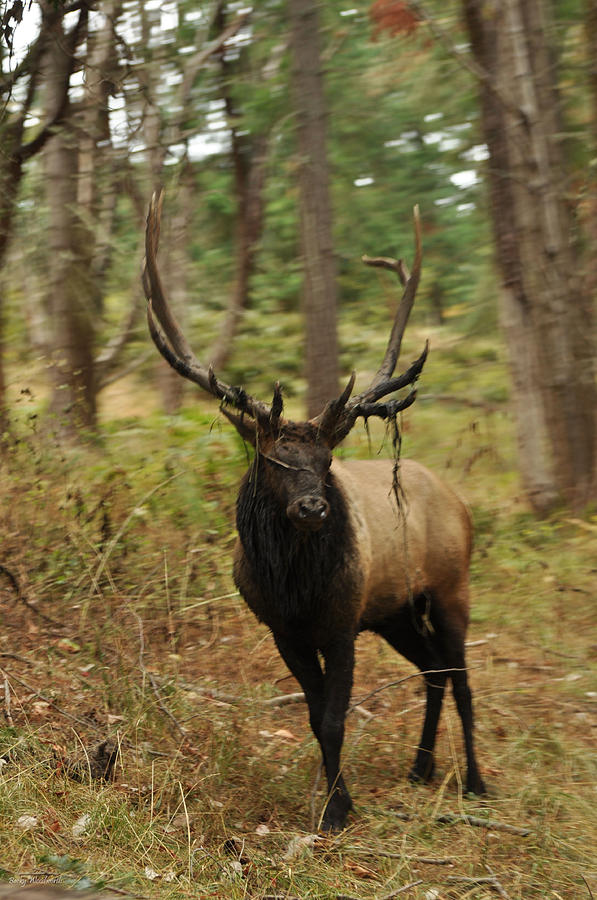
(0, 331, 595, 900)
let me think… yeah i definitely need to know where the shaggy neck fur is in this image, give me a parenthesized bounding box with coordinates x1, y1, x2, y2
(236, 458, 352, 623)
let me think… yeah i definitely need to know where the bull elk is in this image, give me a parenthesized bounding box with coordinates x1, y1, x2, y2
(143, 192, 486, 831)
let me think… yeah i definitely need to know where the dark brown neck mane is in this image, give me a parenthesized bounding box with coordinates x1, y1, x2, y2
(235, 460, 353, 624)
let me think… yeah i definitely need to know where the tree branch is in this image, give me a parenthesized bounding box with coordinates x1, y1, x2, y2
(19, 2, 89, 161)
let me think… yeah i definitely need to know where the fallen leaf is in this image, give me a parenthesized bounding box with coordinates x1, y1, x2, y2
(283, 833, 319, 861)
(344, 860, 376, 879)
(272, 728, 299, 741)
(106, 714, 125, 725)
(72, 813, 91, 838)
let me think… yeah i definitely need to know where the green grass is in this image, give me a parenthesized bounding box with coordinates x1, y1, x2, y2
(0, 330, 595, 899)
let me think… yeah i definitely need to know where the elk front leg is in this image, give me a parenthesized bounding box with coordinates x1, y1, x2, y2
(274, 634, 354, 831)
(319, 636, 355, 831)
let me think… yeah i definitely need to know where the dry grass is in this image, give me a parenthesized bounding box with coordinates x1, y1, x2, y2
(0, 343, 595, 899)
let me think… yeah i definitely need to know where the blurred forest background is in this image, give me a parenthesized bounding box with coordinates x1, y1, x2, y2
(1, 0, 595, 512)
(0, 2, 596, 898)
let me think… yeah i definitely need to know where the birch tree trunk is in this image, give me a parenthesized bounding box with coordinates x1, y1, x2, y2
(463, 0, 596, 513)
(289, 0, 339, 418)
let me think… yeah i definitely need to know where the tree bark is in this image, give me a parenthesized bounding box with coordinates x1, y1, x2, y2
(463, 0, 597, 513)
(0, 3, 85, 431)
(289, 0, 339, 418)
(585, 1, 597, 306)
(207, 134, 270, 372)
(44, 12, 97, 432)
(207, 5, 272, 371)
(77, 0, 123, 313)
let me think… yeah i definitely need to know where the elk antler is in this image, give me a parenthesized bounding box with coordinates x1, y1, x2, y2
(315, 206, 428, 446)
(143, 190, 283, 436)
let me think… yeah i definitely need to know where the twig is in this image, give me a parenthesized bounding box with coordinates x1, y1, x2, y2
(446, 874, 511, 898)
(148, 672, 188, 739)
(0, 668, 171, 759)
(380, 881, 423, 898)
(0, 668, 103, 732)
(582, 874, 595, 899)
(3, 674, 13, 726)
(406, 0, 524, 120)
(265, 691, 373, 719)
(351, 667, 467, 711)
(0, 652, 34, 665)
(390, 809, 531, 836)
(262, 691, 305, 707)
(133, 611, 187, 739)
(436, 813, 531, 836)
(0, 563, 63, 628)
(310, 761, 323, 831)
(347, 846, 453, 865)
(411, 856, 454, 866)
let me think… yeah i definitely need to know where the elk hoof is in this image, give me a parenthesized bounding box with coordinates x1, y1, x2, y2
(408, 755, 435, 785)
(320, 793, 353, 832)
(465, 773, 488, 796)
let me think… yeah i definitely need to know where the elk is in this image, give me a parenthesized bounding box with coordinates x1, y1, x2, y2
(143, 192, 486, 831)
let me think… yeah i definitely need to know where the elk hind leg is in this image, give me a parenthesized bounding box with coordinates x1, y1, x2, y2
(449, 664, 486, 794)
(432, 592, 486, 795)
(374, 604, 447, 784)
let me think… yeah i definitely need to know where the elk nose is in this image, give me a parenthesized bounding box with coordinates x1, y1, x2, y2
(288, 494, 330, 529)
(298, 496, 329, 521)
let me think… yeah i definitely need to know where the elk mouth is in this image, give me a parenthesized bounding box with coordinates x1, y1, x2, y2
(287, 496, 330, 532)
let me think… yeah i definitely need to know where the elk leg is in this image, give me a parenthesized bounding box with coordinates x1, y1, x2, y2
(450, 667, 486, 794)
(374, 611, 446, 783)
(428, 601, 486, 796)
(319, 637, 355, 831)
(409, 669, 448, 782)
(273, 634, 353, 830)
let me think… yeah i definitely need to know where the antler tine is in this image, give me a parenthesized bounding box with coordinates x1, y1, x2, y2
(310, 371, 356, 435)
(317, 207, 426, 448)
(355, 204, 422, 403)
(143, 190, 273, 425)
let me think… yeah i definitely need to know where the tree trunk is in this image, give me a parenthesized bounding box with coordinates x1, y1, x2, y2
(0, 3, 85, 431)
(77, 0, 123, 314)
(289, 0, 339, 418)
(208, 135, 269, 372)
(44, 17, 97, 433)
(0, 139, 22, 433)
(585, 1, 597, 308)
(463, 0, 597, 513)
(137, 0, 183, 413)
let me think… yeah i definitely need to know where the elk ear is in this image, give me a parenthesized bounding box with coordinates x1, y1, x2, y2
(221, 407, 257, 446)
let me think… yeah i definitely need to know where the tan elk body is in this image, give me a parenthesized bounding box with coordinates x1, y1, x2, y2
(233, 456, 472, 637)
(143, 193, 485, 831)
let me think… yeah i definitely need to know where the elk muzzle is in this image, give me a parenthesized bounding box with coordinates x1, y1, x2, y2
(287, 494, 330, 531)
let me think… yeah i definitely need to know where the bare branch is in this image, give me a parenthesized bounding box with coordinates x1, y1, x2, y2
(19, 4, 89, 161)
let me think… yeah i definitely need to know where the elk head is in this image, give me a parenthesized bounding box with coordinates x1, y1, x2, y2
(142, 190, 428, 528)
